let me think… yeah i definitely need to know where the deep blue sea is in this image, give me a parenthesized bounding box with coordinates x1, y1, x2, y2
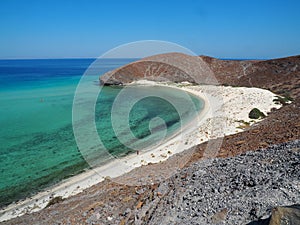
(0, 59, 203, 207)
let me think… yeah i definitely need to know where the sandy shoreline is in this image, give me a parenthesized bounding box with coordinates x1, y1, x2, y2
(0, 82, 282, 222)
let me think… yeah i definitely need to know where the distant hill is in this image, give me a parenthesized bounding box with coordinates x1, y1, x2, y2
(201, 54, 300, 99)
(100, 53, 300, 99)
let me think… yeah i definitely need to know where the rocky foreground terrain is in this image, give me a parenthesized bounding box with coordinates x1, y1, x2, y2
(148, 140, 300, 225)
(2, 141, 299, 225)
(2, 54, 300, 224)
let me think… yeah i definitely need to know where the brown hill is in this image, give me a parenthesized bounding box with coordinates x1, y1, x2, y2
(100, 53, 300, 99)
(201, 55, 300, 99)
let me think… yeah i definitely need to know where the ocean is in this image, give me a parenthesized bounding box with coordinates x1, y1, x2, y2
(0, 59, 204, 207)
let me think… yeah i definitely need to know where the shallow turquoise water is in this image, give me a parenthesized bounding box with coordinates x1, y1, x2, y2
(0, 59, 203, 207)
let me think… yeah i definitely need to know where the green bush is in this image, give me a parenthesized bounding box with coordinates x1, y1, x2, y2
(273, 95, 293, 105)
(46, 196, 64, 208)
(249, 108, 266, 119)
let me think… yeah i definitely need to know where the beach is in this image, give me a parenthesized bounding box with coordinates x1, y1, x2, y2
(0, 82, 282, 222)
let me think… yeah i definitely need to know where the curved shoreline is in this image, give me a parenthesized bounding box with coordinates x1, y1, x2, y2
(0, 82, 281, 222)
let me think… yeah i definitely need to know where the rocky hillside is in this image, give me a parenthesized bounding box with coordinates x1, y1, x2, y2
(100, 53, 300, 99)
(200, 55, 300, 99)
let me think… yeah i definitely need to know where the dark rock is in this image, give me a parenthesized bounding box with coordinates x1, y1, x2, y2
(269, 205, 300, 225)
(45, 196, 64, 208)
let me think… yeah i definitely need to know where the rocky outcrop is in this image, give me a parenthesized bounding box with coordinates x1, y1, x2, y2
(268, 205, 300, 225)
(249, 205, 300, 225)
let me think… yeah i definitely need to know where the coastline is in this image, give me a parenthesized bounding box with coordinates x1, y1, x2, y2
(0, 82, 282, 222)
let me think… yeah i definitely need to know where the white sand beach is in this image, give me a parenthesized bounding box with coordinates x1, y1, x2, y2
(0, 82, 282, 222)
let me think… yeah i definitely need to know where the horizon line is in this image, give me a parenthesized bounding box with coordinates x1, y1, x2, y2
(0, 56, 268, 60)
(0, 54, 298, 61)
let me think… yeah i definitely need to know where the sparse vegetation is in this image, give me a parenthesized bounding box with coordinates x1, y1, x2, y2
(249, 108, 266, 119)
(236, 120, 250, 129)
(46, 196, 64, 208)
(176, 82, 194, 87)
(277, 90, 294, 100)
(273, 95, 293, 105)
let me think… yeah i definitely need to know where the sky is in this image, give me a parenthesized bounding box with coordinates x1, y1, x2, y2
(0, 0, 299, 59)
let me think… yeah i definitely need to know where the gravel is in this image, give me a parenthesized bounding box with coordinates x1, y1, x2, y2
(145, 140, 300, 225)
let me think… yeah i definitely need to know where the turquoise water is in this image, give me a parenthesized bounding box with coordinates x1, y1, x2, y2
(0, 59, 203, 207)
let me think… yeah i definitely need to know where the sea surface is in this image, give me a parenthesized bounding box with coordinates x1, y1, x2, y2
(0, 59, 204, 207)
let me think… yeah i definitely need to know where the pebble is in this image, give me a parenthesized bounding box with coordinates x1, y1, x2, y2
(147, 140, 300, 225)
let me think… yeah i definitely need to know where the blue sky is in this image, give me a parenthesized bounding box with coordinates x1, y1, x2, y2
(0, 0, 299, 59)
